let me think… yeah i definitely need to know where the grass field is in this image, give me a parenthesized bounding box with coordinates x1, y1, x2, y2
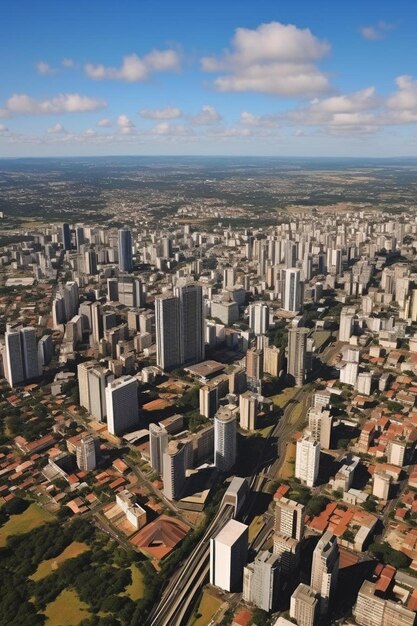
(271, 387, 299, 408)
(0, 504, 54, 547)
(248, 515, 264, 542)
(44, 589, 91, 625)
(120, 565, 145, 601)
(30, 542, 89, 581)
(188, 589, 223, 626)
(279, 442, 296, 480)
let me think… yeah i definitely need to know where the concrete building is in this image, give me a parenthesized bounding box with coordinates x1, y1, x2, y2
(210, 519, 248, 592)
(295, 435, 320, 487)
(373, 472, 392, 500)
(243, 551, 280, 612)
(199, 385, 219, 419)
(174, 283, 205, 366)
(116, 489, 147, 530)
(239, 391, 258, 431)
(77, 361, 97, 412)
(214, 405, 237, 472)
(246, 347, 263, 389)
(37, 334, 53, 367)
(287, 326, 309, 386)
(308, 408, 333, 449)
(310, 531, 339, 614)
(264, 345, 283, 378)
(162, 440, 189, 500)
(284, 268, 303, 312)
(105, 375, 139, 435)
(118, 274, 145, 308)
(273, 496, 305, 577)
(339, 306, 356, 342)
(354, 580, 416, 626)
(249, 302, 269, 335)
(155, 294, 181, 370)
(20, 327, 40, 381)
(356, 371, 372, 396)
(149, 423, 168, 475)
(210, 301, 239, 325)
(290, 583, 319, 626)
(75, 435, 97, 471)
(88, 366, 114, 422)
(4, 327, 40, 387)
(387, 439, 407, 467)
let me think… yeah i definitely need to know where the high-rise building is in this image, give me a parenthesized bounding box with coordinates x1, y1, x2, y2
(4, 327, 39, 387)
(85, 249, 98, 275)
(77, 361, 97, 411)
(246, 347, 263, 390)
(308, 408, 333, 450)
(339, 306, 356, 342)
(264, 345, 283, 378)
(354, 580, 416, 626)
(162, 440, 189, 500)
(62, 222, 71, 251)
(91, 301, 103, 345)
(239, 391, 258, 431)
(290, 583, 319, 626)
(118, 228, 133, 272)
(295, 435, 320, 487)
(210, 519, 248, 592)
(214, 405, 237, 472)
(20, 327, 40, 380)
(199, 385, 219, 418)
(118, 274, 145, 308)
(249, 302, 269, 335)
(310, 531, 339, 614)
(155, 294, 181, 370)
(284, 268, 303, 312)
(149, 423, 168, 475)
(105, 375, 139, 435)
(4, 329, 24, 387)
(174, 283, 205, 365)
(76, 435, 97, 471)
(37, 334, 53, 367)
(243, 551, 280, 612)
(88, 366, 114, 421)
(273, 496, 305, 577)
(287, 326, 309, 386)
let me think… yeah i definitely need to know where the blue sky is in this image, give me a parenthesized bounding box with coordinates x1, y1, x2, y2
(1, 0, 417, 156)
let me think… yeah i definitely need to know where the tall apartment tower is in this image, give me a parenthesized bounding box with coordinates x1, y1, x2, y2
(88, 366, 114, 421)
(290, 583, 319, 626)
(214, 406, 237, 472)
(162, 440, 188, 500)
(284, 268, 303, 312)
(248, 302, 269, 335)
(273, 496, 305, 577)
(310, 531, 339, 614)
(174, 283, 205, 365)
(76, 435, 97, 471)
(287, 326, 309, 386)
(149, 423, 168, 475)
(308, 408, 333, 450)
(243, 551, 280, 612)
(339, 306, 355, 342)
(210, 519, 248, 592)
(295, 435, 320, 487)
(239, 391, 258, 431)
(155, 294, 181, 370)
(77, 360, 97, 411)
(118, 228, 133, 272)
(105, 375, 138, 435)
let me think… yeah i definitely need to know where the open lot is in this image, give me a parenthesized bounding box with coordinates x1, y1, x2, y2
(0, 503, 54, 547)
(30, 542, 90, 581)
(188, 589, 223, 626)
(44, 588, 91, 625)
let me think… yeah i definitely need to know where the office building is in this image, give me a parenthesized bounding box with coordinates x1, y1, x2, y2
(310, 531, 339, 614)
(105, 375, 139, 435)
(214, 405, 237, 472)
(239, 391, 258, 431)
(290, 583, 319, 626)
(4, 327, 39, 387)
(199, 385, 219, 418)
(88, 366, 114, 421)
(210, 519, 248, 592)
(149, 423, 168, 475)
(273, 495, 305, 577)
(20, 327, 40, 380)
(243, 551, 280, 612)
(264, 345, 283, 378)
(284, 268, 303, 312)
(118, 274, 145, 308)
(118, 228, 133, 272)
(77, 360, 97, 411)
(295, 435, 320, 487)
(155, 294, 181, 370)
(37, 334, 53, 367)
(62, 222, 71, 251)
(287, 326, 309, 386)
(246, 347, 263, 389)
(174, 283, 205, 365)
(308, 408, 333, 450)
(339, 306, 355, 342)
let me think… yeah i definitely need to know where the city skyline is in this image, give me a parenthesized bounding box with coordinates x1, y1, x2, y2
(1, 0, 417, 157)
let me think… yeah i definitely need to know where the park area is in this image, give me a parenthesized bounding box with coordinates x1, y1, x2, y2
(0, 503, 54, 547)
(44, 589, 91, 625)
(30, 542, 90, 581)
(188, 589, 223, 626)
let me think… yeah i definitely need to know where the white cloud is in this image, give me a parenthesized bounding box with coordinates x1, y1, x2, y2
(0, 124, 8, 133)
(190, 105, 221, 125)
(36, 61, 57, 75)
(359, 21, 396, 41)
(150, 123, 193, 136)
(240, 111, 279, 127)
(0, 93, 106, 117)
(47, 123, 66, 134)
(202, 21, 330, 96)
(97, 117, 112, 127)
(117, 114, 135, 134)
(62, 58, 75, 68)
(85, 49, 180, 82)
(139, 106, 182, 119)
(386, 76, 417, 122)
